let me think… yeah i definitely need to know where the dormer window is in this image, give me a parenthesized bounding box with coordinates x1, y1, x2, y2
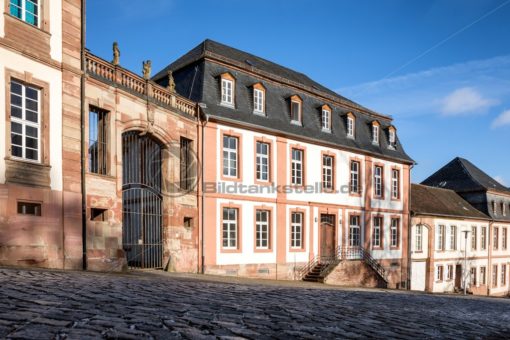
(493, 201, 497, 215)
(388, 126, 396, 148)
(290, 95, 302, 125)
(220, 73, 235, 106)
(252, 83, 265, 115)
(372, 121, 380, 145)
(321, 105, 331, 132)
(502, 202, 506, 216)
(346, 113, 355, 138)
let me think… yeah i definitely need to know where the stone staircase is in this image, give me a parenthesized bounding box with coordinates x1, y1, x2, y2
(297, 247, 388, 285)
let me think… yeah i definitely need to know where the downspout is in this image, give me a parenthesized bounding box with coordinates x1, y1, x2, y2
(80, 0, 87, 270)
(200, 106, 209, 274)
(407, 163, 414, 290)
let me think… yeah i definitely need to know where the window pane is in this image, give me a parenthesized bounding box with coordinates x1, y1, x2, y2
(11, 94, 22, 107)
(11, 122, 22, 134)
(25, 136, 37, 149)
(11, 81, 22, 94)
(11, 106, 22, 119)
(25, 148, 38, 160)
(26, 87, 38, 100)
(10, 3, 22, 18)
(25, 110, 38, 123)
(11, 134, 22, 146)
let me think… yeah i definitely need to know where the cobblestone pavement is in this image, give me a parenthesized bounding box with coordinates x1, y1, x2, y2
(0, 268, 509, 339)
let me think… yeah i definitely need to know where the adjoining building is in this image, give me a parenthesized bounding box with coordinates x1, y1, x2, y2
(0, 0, 200, 272)
(410, 184, 491, 294)
(0, 0, 83, 269)
(413, 157, 510, 296)
(154, 40, 414, 288)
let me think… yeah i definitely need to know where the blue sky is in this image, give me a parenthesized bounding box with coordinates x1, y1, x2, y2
(86, 0, 510, 185)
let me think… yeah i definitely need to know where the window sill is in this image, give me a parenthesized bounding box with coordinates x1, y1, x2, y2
(5, 13, 50, 35)
(321, 128, 331, 133)
(290, 120, 302, 126)
(289, 248, 306, 253)
(220, 102, 235, 109)
(253, 111, 265, 116)
(347, 135, 355, 140)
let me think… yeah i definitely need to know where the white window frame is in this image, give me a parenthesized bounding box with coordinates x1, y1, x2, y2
(389, 129, 396, 146)
(253, 88, 264, 114)
(436, 265, 444, 281)
(347, 116, 354, 138)
(256, 141, 269, 182)
(437, 225, 445, 251)
(222, 135, 238, 178)
(10, 80, 41, 163)
(471, 226, 477, 251)
(446, 264, 453, 280)
(255, 210, 270, 249)
(350, 161, 360, 194)
(222, 207, 238, 249)
(349, 215, 361, 247)
(415, 225, 423, 252)
(291, 148, 303, 186)
(501, 264, 507, 286)
(221, 78, 234, 105)
(492, 265, 498, 288)
(321, 109, 331, 131)
(391, 218, 399, 247)
(391, 169, 400, 199)
(494, 227, 499, 250)
(480, 266, 486, 285)
(481, 227, 487, 250)
(503, 228, 507, 250)
(374, 166, 383, 198)
(372, 217, 382, 248)
(322, 155, 333, 190)
(290, 212, 303, 249)
(290, 100, 301, 124)
(9, 0, 39, 27)
(449, 225, 457, 251)
(470, 267, 477, 286)
(372, 124, 379, 144)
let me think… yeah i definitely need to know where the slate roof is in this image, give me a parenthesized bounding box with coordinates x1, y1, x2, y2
(422, 157, 510, 194)
(153, 39, 414, 164)
(411, 184, 489, 219)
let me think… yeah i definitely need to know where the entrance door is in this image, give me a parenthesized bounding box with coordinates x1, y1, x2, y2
(455, 264, 462, 289)
(122, 131, 163, 269)
(320, 214, 336, 260)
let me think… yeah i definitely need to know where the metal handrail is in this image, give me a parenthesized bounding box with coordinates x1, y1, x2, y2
(297, 246, 388, 282)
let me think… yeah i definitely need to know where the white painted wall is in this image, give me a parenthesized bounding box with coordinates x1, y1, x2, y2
(0, 48, 63, 190)
(215, 198, 277, 265)
(411, 261, 426, 291)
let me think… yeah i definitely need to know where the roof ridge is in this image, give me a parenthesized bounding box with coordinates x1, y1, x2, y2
(455, 157, 483, 187)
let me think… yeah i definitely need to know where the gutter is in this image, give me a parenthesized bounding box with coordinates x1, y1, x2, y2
(80, 0, 87, 270)
(208, 115, 415, 166)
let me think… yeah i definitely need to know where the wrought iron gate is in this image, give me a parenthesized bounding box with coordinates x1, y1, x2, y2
(122, 131, 163, 269)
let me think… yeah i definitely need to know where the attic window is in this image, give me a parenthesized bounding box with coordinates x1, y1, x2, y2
(220, 73, 235, 106)
(321, 105, 331, 132)
(346, 113, 355, 138)
(493, 201, 497, 215)
(388, 127, 396, 148)
(252, 83, 265, 115)
(502, 202, 506, 216)
(290, 95, 302, 125)
(372, 121, 380, 145)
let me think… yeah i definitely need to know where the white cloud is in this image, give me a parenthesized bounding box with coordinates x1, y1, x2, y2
(337, 55, 510, 118)
(491, 109, 510, 128)
(494, 175, 507, 186)
(440, 87, 498, 115)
